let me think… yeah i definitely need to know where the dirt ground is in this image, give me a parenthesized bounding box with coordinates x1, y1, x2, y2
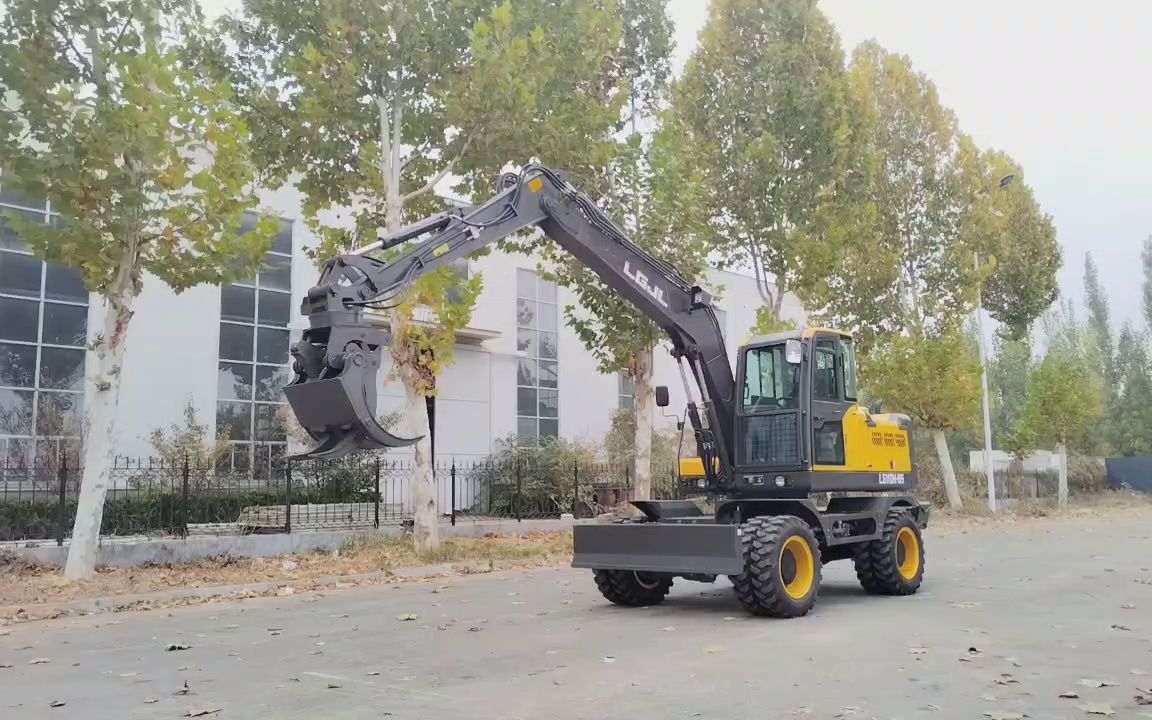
(1, 493, 1148, 614)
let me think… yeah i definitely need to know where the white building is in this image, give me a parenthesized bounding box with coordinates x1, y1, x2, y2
(0, 179, 807, 471)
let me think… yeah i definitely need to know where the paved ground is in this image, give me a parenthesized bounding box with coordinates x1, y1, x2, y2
(4, 514, 1152, 720)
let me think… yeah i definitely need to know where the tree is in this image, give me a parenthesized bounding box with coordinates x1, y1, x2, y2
(1083, 252, 1115, 388)
(988, 331, 1032, 451)
(223, 0, 636, 551)
(1143, 236, 1152, 330)
(671, 0, 852, 325)
(865, 330, 981, 510)
(0, 0, 276, 577)
(1110, 323, 1152, 457)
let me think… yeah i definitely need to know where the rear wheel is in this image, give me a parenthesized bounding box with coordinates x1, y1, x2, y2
(853, 507, 925, 595)
(729, 515, 821, 618)
(593, 569, 673, 606)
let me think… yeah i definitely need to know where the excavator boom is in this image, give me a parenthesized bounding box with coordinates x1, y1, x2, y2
(284, 165, 735, 489)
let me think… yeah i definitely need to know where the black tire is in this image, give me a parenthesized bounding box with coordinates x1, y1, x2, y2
(592, 569, 673, 606)
(853, 507, 925, 595)
(729, 515, 821, 618)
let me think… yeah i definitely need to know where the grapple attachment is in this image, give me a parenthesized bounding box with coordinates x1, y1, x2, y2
(284, 333, 421, 461)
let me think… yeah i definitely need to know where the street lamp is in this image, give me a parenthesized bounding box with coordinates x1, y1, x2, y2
(976, 173, 1015, 513)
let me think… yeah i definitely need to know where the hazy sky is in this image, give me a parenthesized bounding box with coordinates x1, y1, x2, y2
(203, 0, 1152, 329)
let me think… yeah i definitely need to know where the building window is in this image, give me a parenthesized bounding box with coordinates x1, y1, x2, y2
(0, 176, 88, 470)
(516, 268, 558, 445)
(216, 213, 294, 477)
(618, 372, 635, 409)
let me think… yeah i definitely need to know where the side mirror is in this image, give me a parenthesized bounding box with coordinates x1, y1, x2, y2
(868, 399, 883, 414)
(785, 339, 802, 364)
(655, 385, 670, 407)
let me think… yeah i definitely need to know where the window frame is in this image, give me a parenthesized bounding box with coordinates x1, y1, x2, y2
(515, 269, 559, 445)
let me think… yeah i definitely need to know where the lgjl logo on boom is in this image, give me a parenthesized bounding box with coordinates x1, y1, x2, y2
(623, 260, 670, 308)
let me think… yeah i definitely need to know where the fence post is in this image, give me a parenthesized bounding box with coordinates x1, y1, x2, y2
(181, 455, 190, 538)
(572, 459, 579, 518)
(450, 460, 457, 527)
(284, 459, 293, 533)
(515, 456, 522, 522)
(374, 456, 381, 529)
(56, 451, 67, 547)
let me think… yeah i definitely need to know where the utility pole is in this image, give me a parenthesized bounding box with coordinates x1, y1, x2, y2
(974, 251, 996, 513)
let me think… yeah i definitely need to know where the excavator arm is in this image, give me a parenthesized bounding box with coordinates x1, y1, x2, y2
(285, 164, 736, 490)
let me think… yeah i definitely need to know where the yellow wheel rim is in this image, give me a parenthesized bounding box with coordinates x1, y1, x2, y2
(896, 526, 920, 580)
(780, 535, 816, 600)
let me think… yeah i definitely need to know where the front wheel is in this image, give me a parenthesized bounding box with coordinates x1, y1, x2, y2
(853, 507, 925, 595)
(593, 569, 673, 606)
(729, 515, 821, 618)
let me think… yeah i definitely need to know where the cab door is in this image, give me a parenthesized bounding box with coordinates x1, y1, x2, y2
(809, 332, 854, 468)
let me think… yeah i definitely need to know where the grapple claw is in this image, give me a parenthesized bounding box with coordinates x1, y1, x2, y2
(284, 340, 421, 461)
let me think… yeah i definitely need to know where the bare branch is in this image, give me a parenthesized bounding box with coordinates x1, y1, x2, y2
(400, 131, 475, 204)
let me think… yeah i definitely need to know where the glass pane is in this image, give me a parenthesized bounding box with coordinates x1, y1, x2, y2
(218, 323, 253, 362)
(0, 208, 41, 251)
(538, 389, 558, 418)
(0, 342, 37, 387)
(539, 332, 557, 359)
(258, 289, 291, 326)
(216, 401, 251, 440)
(517, 417, 538, 445)
(221, 285, 255, 323)
(1, 437, 32, 469)
(619, 372, 635, 395)
(259, 254, 292, 291)
(0, 250, 42, 297)
(517, 359, 538, 387)
(619, 395, 635, 409)
(516, 298, 535, 329)
(272, 219, 293, 255)
(842, 338, 858, 400)
(254, 403, 286, 441)
(0, 297, 38, 342)
(0, 388, 34, 435)
(218, 362, 253, 401)
(516, 269, 536, 300)
(517, 387, 537, 416)
(538, 302, 557, 332)
(44, 263, 87, 302)
(0, 180, 46, 210)
(255, 365, 289, 401)
(226, 442, 252, 475)
(743, 345, 800, 410)
(256, 327, 289, 364)
(42, 302, 87, 346)
(814, 340, 837, 400)
(539, 418, 558, 440)
(539, 360, 557, 389)
(516, 329, 536, 356)
(35, 390, 83, 436)
(39, 347, 85, 390)
(539, 278, 557, 303)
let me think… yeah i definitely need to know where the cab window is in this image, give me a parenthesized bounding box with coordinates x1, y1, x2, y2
(841, 337, 858, 400)
(813, 339, 838, 400)
(742, 345, 799, 411)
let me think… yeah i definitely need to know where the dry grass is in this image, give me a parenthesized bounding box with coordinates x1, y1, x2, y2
(0, 531, 573, 612)
(928, 489, 1152, 534)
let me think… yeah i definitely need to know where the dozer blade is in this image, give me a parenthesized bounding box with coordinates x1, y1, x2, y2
(284, 346, 421, 461)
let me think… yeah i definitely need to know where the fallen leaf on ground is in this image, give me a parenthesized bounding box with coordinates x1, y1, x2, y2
(365, 671, 380, 676)
(329, 614, 349, 619)
(1135, 695, 1152, 706)
(704, 645, 726, 654)
(1077, 704, 1115, 716)
(1006, 657, 1023, 667)
(326, 683, 341, 689)
(467, 627, 482, 632)
(118, 672, 137, 678)
(185, 707, 222, 717)
(396, 613, 418, 622)
(1111, 624, 1132, 631)
(950, 601, 981, 608)
(49, 700, 65, 708)
(983, 711, 1025, 719)
(143, 699, 158, 704)
(602, 656, 617, 664)
(1079, 679, 1118, 688)
(166, 643, 191, 651)
(28, 658, 50, 665)
(908, 647, 928, 655)
(995, 674, 1019, 686)
(174, 682, 190, 696)
(662, 627, 676, 632)
(1122, 603, 1136, 609)
(1059, 691, 1080, 699)
(0, 663, 13, 669)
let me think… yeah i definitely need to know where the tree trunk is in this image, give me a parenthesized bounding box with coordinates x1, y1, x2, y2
(631, 349, 654, 503)
(396, 339, 438, 553)
(1056, 440, 1068, 508)
(932, 430, 963, 510)
(65, 274, 136, 578)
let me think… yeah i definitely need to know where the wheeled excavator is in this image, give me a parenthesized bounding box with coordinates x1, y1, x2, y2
(284, 164, 930, 618)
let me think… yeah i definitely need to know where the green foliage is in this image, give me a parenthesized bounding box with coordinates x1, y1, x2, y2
(1014, 326, 1104, 452)
(865, 330, 981, 432)
(1110, 323, 1152, 456)
(603, 407, 678, 470)
(0, 0, 276, 296)
(671, 0, 851, 322)
(988, 332, 1032, 455)
(1144, 236, 1152, 330)
(147, 400, 232, 488)
(749, 308, 798, 337)
(1083, 253, 1115, 387)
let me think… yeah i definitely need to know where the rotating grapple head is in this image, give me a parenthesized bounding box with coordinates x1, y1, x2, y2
(283, 259, 421, 461)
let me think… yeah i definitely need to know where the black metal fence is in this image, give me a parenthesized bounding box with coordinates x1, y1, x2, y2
(0, 453, 685, 543)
